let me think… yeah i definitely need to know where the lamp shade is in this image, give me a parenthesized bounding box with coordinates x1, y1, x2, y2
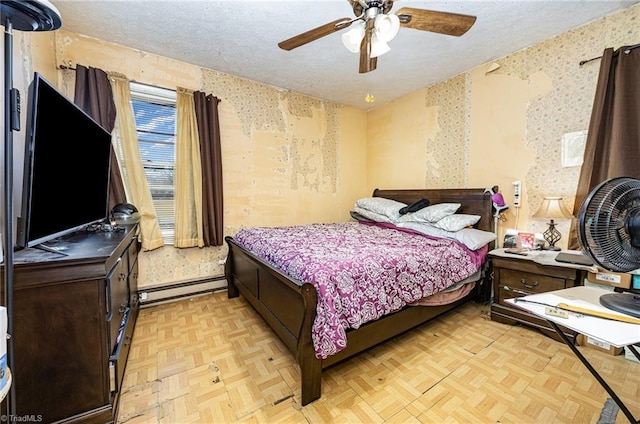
(533, 196, 572, 219)
(341, 21, 365, 53)
(533, 196, 571, 251)
(374, 13, 400, 42)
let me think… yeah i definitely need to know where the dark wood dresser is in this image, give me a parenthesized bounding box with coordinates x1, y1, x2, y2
(1, 224, 140, 423)
(489, 249, 587, 343)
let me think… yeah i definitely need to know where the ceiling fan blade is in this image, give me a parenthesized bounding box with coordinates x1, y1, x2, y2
(359, 19, 377, 74)
(395, 7, 476, 37)
(278, 18, 353, 51)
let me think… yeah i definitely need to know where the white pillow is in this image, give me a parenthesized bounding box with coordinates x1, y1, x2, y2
(397, 221, 496, 250)
(353, 205, 393, 223)
(350, 210, 375, 222)
(397, 203, 460, 223)
(355, 197, 407, 222)
(452, 228, 496, 250)
(432, 214, 481, 232)
(397, 221, 449, 237)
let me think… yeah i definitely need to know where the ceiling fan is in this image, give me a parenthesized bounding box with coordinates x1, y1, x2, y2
(278, 0, 477, 74)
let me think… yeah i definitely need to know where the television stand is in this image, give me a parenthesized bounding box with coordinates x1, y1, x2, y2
(5, 224, 140, 422)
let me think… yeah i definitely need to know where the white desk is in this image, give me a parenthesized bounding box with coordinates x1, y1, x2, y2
(506, 286, 640, 347)
(507, 286, 640, 423)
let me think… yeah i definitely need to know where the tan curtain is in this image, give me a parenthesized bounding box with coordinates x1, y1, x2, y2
(109, 73, 164, 251)
(174, 88, 204, 248)
(569, 45, 640, 249)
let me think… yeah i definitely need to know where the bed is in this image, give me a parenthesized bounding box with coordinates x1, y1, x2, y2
(224, 187, 495, 406)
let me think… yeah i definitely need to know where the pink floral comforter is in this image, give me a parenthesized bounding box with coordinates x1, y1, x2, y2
(233, 222, 488, 359)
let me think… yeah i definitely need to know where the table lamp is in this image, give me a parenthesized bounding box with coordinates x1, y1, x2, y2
(532, 196, 572, 250)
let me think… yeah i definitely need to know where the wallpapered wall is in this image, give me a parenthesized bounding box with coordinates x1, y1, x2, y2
(11, 3, 639, 288)
(367, 3, 639, 246)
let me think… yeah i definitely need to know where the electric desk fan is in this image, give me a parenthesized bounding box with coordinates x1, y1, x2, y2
(578, 177, 640, 318)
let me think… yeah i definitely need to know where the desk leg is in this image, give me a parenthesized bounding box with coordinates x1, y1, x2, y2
(547, 321, 638, 424)
(628, 344, 640, 362)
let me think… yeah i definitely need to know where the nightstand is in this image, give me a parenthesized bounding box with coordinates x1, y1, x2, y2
(489, 248, 589, 343)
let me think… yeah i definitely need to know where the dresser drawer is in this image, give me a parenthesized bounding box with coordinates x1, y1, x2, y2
(489, 251, 586, 344)
(496, 269, 566, 304)
(106, 257, 129, 351)
(109, 308, 134, 393)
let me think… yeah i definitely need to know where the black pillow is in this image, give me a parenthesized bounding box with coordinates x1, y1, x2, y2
(399, 198, 430, 215)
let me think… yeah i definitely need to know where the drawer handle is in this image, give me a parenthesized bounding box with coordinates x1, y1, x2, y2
(119, 272, 127, 281)
(503, 285, 531, 296)
(520, 278, 539, 289)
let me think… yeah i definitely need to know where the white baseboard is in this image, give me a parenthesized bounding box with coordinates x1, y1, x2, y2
(138, 277, 227, 307)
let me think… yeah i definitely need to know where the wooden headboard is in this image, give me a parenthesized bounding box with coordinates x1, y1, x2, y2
(372, 187, 494, 233)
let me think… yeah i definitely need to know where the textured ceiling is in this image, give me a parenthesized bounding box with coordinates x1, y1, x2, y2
(49, 0, 639, 110)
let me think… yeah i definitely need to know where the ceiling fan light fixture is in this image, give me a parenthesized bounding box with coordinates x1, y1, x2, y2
(341, 21, 365, 53)
(277, 2, 477, 73)
(374, 13, 400, 43)
(370, 33, 390, 58)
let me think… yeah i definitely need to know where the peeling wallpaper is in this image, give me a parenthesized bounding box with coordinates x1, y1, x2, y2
(492, 5, 637, 241)
(369, 3, 639, 247)
(202, 69, 340, 194)
(424, 74, 468, 188)
(202, 70, 286, 137)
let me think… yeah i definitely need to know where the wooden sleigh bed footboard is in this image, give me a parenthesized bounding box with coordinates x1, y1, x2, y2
(224, 187, 495, 406)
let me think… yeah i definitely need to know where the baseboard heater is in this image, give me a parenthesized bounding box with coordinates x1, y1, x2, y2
(138, 276, 227, 307)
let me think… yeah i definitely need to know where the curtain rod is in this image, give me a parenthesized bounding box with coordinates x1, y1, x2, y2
(59, 65, 220, 101)
(57, 63, 219, 100)
(579, 42, 640, 66)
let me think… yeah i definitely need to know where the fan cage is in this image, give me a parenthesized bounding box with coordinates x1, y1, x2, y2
(578, 177, 640, 272)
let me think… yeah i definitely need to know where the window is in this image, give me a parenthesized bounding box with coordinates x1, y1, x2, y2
(130, 82, 177, 244)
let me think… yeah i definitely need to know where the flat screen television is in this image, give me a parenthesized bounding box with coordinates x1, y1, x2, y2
(16, 72, 112, 251)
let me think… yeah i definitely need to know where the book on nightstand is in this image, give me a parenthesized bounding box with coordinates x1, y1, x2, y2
(504, 247, 530, 255)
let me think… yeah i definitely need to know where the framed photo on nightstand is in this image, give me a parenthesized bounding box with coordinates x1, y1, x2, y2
(503, 229, 545, 250)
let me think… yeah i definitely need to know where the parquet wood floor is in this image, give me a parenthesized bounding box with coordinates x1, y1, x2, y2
(117, 291, 639, 423)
